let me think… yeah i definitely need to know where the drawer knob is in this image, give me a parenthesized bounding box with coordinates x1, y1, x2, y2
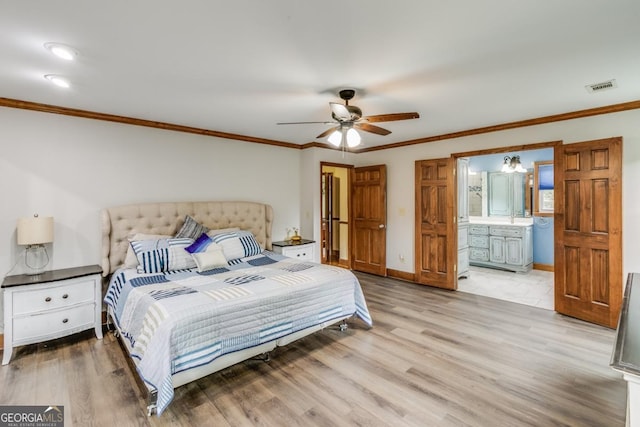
(62, 318, 69, 324)
(45, 297, 52, 302)
(62, 294, 69, 299)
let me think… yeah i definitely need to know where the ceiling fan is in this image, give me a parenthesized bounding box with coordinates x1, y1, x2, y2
(277, 89, 420, 148)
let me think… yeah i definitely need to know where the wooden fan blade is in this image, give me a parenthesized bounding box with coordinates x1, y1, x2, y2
(329, 102, 351, 121)
(316, 126, 339, 139)
(356, 122, 391, 136)
(363, 112, 420, 123)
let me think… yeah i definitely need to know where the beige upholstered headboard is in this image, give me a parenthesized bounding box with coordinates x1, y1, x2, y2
(101, 201, 273, 277)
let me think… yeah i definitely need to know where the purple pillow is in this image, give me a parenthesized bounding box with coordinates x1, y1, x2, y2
(185, 233, 213, 254)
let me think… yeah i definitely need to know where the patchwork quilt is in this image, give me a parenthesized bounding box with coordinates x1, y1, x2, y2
(104, 251, 372, 415)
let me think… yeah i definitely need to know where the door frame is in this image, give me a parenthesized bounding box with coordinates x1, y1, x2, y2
(451, 140, 562, 289)
(320, 162, 354, 268)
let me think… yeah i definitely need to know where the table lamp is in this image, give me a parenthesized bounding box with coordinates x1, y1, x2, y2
(17, 214, 54, 275)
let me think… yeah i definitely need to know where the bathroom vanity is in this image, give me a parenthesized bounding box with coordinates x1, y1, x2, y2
(468, 218, 533, 273)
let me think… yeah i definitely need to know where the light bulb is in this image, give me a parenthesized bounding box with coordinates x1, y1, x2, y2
(501, 158, 511, 173)
(346, 128, 361, 147)
(328, 130, 342, 147)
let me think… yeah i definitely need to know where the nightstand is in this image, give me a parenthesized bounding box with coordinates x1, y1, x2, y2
(2, 264, 103, 365)
(272, 239, 315, 261)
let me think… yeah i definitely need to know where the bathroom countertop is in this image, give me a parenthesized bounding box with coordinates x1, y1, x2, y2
(469, 217, 533, 226)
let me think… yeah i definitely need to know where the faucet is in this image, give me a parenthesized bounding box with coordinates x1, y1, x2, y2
(510, 213, 515, 224)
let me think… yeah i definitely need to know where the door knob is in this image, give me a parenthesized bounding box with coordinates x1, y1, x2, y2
(379, 224, 385, 229)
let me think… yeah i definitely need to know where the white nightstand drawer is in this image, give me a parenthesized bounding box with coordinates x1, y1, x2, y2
(282, 245, 314, 261)
(13, 278, 96, 315)
(13, 303, 96, 343)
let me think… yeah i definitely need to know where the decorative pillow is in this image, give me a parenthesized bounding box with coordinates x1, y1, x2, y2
(192, 243, 227, 272)
(206, 227, 240, 238)
(175, 215, 209, 240)
(130, 237, 196, 273)
(185, 233, 213, 254)
(210, 230, 262, 262)
(123, 233, 172, 268)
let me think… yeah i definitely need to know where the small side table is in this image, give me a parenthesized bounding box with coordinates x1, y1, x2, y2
(2, 264, 103, 365)
(272, 239, 315, 261)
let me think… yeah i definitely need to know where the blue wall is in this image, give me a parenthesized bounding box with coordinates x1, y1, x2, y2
(532, 217, 554, 265)
(466, 148, 555, 266)
(468, 148, 553, 173)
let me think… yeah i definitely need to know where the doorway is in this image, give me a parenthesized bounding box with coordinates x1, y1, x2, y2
(321, 163, 351, 267)
(455, 143, 557, 310)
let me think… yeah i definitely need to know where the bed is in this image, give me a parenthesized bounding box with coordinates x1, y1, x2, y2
(101, 201, 372, 416)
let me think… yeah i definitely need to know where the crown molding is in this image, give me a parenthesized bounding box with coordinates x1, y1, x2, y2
(2, 97, 639, 153)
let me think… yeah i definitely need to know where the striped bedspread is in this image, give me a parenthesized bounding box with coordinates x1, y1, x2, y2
(104, 251, 372, 415)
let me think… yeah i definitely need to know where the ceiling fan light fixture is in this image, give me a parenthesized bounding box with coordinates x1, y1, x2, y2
(328, 129, 342, 147)
(346, 128, 361, 147)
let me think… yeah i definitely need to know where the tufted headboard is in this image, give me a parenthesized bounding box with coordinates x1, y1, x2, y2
(101, 201, 273, 277)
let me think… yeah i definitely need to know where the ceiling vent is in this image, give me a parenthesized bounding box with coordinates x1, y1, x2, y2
(585, 79, 618, 93)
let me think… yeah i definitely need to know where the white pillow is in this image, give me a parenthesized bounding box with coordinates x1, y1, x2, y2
(206, 227, 240, 237)
(123, 233, 172, 268)
(130, 237, 196, 273)
(192, 243, 227, 272)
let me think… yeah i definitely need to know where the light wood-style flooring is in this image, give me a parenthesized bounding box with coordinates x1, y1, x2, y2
(0, 272, 626, 426)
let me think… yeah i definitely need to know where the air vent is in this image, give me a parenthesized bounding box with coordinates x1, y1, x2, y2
(585, 79, 618, 93)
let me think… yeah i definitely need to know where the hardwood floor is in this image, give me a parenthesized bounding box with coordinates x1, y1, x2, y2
(0, 272, 626, 426)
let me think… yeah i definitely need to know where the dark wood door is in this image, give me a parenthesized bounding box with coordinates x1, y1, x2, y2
(351, 165, 387, 276)
(415, 158, 456, 289)
(554, 137, 622, 328)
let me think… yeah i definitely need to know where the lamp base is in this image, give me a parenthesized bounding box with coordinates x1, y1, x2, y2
(25, 245, 49, 275)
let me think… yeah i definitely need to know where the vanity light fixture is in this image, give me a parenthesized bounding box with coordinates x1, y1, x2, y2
(44, 42, 78, 60)
(44, 74, 70, 88)
(501, 155, 527, 173)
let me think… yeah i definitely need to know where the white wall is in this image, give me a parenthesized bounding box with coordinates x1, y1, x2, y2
(0, 107, 302, 277)
(2, 106, 639, 282)
(304, 109, 640, 278)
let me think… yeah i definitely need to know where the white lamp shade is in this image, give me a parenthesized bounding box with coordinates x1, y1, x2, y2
(17, 216, 54, 245)
(328, 130, 342, 147)
(346, 128, 361, 147)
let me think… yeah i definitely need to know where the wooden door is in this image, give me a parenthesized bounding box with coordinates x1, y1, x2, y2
(415, 158, 456, 289)
(555, 137, 622, 328)
(351, 165, 387, 276)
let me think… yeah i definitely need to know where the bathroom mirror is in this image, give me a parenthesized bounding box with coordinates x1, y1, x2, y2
(468, 170, 533, 218)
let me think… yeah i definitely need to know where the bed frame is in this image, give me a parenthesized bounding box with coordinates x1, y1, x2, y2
(101, 201, 349, 415)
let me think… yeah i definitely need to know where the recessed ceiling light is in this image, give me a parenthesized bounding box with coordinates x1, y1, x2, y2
(43, 42, 78, 60)
(44, 74, 70, 88)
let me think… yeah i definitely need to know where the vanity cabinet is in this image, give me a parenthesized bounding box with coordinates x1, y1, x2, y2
(457, 158, 470, 278)
(469, 223, 532, 273)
